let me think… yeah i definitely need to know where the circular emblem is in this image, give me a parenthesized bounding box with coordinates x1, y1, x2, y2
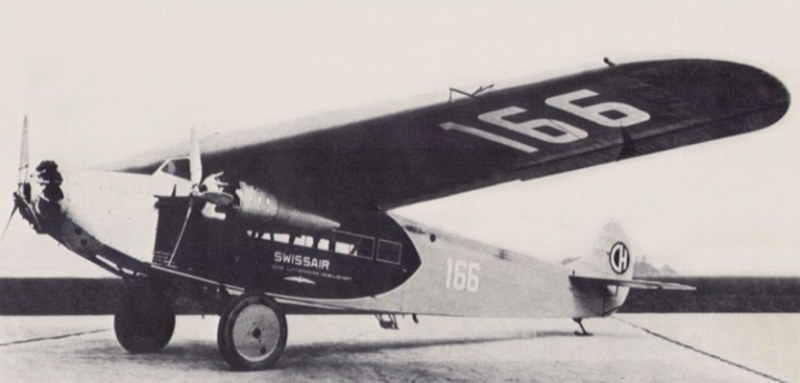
(608, 242, 630, 275)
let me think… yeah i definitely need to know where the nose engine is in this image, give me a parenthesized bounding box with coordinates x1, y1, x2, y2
(14, 160, 66, 234)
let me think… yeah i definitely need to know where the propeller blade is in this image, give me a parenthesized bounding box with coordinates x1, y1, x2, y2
(18, 116, 29, 191)
(167, 200, 193, 266)
(189, 128, 202, 190)
(1, 205, 19, 243)
(167, 128, 206, 265)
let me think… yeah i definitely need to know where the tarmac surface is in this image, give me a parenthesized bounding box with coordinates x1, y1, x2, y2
(0, 313, 796, 382)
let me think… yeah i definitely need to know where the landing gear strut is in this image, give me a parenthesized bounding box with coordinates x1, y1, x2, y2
(114, 289, 175, 353)
(573, 318, 592, 336)
(217, 294, 287, 370)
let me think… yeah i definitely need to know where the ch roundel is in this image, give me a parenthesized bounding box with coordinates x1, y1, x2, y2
(608, 242, 630, 275)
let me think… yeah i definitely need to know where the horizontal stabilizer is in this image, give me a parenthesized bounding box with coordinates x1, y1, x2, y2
(570, 275, 695, 291)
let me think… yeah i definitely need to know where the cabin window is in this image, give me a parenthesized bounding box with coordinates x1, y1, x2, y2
(253, 229, 384, 261)
(332, 231, 374, 259)
(376, 240, 402, 265)
(273, 233, 291, 244)
(293, 234, 315, 247)
(317, 238, 331, 251)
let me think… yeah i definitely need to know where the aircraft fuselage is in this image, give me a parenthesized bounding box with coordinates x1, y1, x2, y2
(17, 165, 620, 319)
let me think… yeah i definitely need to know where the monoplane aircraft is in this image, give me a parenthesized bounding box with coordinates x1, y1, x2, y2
(2, 59, 789, 370)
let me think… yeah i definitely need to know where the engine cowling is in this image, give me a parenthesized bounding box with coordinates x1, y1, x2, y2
(16, 160, 66, 234)
(231, 182, 339, 232)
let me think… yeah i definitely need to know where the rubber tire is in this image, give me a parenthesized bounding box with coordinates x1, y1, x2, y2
(217, 294, 287, 370)
(114, 292, 175, 353)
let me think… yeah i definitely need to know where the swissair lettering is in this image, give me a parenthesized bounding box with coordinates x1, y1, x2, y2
(274, 251, 331, 271)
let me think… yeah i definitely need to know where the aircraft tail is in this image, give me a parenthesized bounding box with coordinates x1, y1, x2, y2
(568, 221, 634, 281)
(565, 221, 633, 316)
(566, 221, 693, 317)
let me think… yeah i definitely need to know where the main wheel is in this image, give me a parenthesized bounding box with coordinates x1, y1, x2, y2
(114, 291, 175, 353)
(217, 294, 287, 370)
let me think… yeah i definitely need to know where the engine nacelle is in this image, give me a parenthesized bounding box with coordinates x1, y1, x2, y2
(232, 182, 339, 232)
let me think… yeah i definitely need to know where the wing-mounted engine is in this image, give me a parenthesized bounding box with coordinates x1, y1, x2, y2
(229, 182, 340, 232)
(190, 172, 340, 232)
(151, 129, 340, 252)
(149, 133, 341, 272)
(153, 172, 340, 268)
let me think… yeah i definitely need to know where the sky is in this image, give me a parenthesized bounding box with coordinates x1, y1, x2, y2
(0, 0, 798, 277)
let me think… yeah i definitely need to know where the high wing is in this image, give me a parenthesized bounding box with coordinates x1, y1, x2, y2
(108, 59, 789, 219)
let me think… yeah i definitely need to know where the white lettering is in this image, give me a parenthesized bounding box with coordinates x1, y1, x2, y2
(273, 251, 331, 271)
(446, 257, 480, 293)
(440, 90, 651, 152)
(546, 89, 650, 128)
(479, 107, 587, 143)
(440, 121, 538, 153)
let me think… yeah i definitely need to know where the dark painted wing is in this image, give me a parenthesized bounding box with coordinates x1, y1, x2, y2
(111, 59, 789, 218)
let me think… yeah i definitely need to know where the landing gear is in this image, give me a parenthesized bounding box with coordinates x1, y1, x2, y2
(114, 290, 175, 353)
(217, 294, 287, 370)
(573, 318, 592, 337)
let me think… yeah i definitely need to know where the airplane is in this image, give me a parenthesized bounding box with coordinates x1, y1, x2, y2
(1, 58, 789, 370)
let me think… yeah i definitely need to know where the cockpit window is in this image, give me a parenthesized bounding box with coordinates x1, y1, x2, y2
(376, 240, 402, 264)
(157, 158, 191, 180)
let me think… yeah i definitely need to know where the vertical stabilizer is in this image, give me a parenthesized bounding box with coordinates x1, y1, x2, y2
(568, 221, 633, 317)
(570, 221, 634, 281)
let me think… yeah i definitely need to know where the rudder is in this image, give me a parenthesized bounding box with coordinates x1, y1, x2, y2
(567, 221, 634, 318)
(569, 221, 634, 281)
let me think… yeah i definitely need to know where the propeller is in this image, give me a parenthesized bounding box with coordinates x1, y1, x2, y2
(167, 129, 233, 266)
(0, 205, 18, 242)
(189, 128, 202, 191)
(1, 116, 30, 242)
(18, 115, 30, 194)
